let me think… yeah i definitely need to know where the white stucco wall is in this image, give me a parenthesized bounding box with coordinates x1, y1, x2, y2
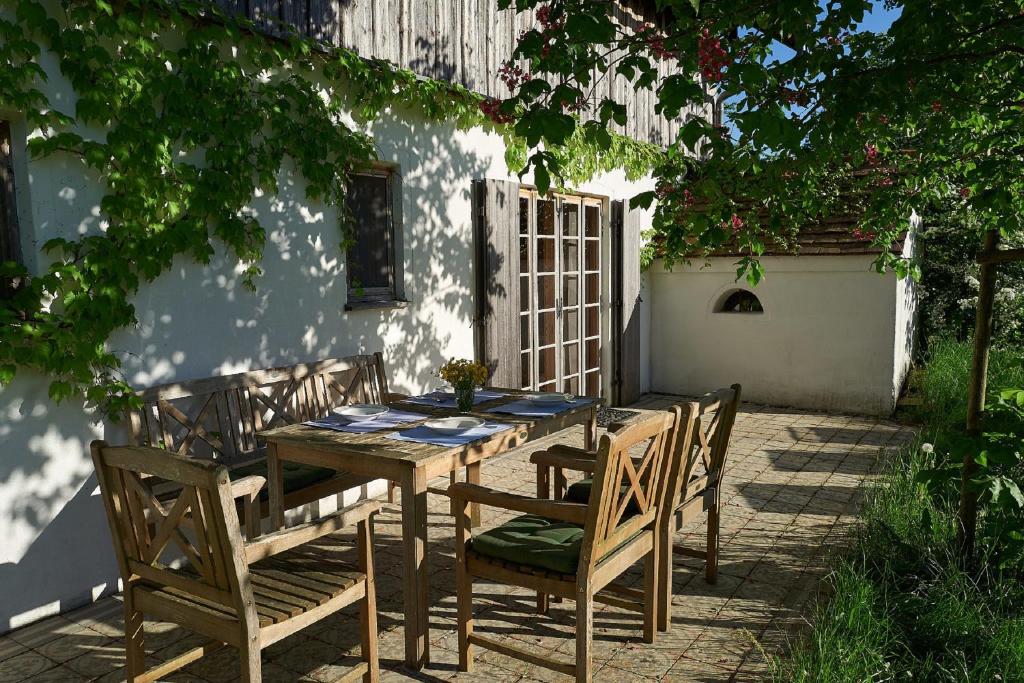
(648, 255, 911, 415)
(892, 217, 920, 400)
(0, 47, 658, 630)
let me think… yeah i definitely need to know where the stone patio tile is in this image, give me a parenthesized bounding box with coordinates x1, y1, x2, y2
(664, 654, 738, 682)
(0, 651, 59, 683)
(34, 629, 115, 665)
(21, 664, 90, 682)
(0, 638, 27, 664)
(62, 640, 125, 679)
(8, 616, 90, 649)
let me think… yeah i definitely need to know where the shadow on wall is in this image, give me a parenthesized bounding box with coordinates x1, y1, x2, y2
(0, 378, 118, 632)
(0, 107, 497, 631)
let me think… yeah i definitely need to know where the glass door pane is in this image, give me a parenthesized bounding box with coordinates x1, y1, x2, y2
(561, 198, 582, 394)
(583, 202, 602, 398)
(519, 195, 533, 389)
(536, 198, 557, 391)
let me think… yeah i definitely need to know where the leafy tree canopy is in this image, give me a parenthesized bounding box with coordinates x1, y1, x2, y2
(497, 0, 1024, 283)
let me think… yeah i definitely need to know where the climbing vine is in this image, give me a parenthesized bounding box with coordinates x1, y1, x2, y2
(0, 0, 658, 414)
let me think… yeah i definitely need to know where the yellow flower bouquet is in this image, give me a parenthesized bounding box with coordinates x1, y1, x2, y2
(436, 359, 489, 412)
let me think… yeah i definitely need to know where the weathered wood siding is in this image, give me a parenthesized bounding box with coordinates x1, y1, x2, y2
(213, 0, 708, 146)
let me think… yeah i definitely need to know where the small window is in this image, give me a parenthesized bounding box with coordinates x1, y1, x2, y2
(717, 290, 763, 314)
(0, 120, 21, 298)
(345, 168, 400, 307)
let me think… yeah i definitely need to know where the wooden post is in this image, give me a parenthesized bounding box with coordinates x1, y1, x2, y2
(957, 229, 1000, 558)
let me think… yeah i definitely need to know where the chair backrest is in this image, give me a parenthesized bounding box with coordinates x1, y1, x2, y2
(128, 352, 394, 463)
(669, 384, 742, 510)
(578, 409, 679, 573)
(90, 440, 251, 614)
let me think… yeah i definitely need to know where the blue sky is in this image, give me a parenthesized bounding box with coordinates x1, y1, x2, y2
(725, 2, 903, 136)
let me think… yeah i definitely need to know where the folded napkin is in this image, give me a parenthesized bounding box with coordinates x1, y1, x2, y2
(303, 408, 426, 433)
(385, 421, 514, 447)
(403, 388, 507, 409)
(488, 397, 594, 417)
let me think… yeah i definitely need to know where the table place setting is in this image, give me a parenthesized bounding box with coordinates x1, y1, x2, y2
(488, 391, 595, 417)
(303, 404, 427, 433)
(385, 415, 515, 447)
(402, 387, 507, 409)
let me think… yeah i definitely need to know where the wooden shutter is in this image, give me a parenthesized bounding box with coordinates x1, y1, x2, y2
(473, 179, 521, 388)
(612, 200, 642, 406)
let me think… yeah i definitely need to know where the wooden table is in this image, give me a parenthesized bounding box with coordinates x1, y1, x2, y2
(261, 390, 599, 669)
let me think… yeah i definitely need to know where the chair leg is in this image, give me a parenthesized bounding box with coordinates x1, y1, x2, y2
(357, 518, 380, 682)
(705, 496, 720, 584)
(123, 592, 145, 683)
(239, 641, 261, 682)
(449, 471, 458, 517)
(575, 592, 593, 683)
(643, 548, 658, 644)
(454, 498, 474, 673)
(657, 509, 676, 632)
(536, 463, 550, 614)
(387, 480, 396, 503)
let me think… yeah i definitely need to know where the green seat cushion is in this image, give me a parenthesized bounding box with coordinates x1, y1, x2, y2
(564, 478, 642, 515)
(230, 460, 336, 501)
(470, 514, 584, 575)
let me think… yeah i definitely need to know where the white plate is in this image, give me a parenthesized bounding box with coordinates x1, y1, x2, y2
(334, 404, 390, 422)
(424, 416, 485, 434)
(523, 392, 572, 404)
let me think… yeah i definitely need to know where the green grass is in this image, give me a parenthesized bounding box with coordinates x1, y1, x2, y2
(914, 337, 1024, 433)
(773, 339, 1024, 682)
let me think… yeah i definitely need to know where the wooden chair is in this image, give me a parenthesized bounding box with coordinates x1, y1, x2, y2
(656, 385, 741, 629)
(448, 410, 678, 683)
(129, 352, 404, 537)
(90, 440, 380, 683)
(531, 386, 742, 633)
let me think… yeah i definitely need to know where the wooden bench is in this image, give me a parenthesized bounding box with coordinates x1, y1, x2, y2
(127, 352, 404, 537)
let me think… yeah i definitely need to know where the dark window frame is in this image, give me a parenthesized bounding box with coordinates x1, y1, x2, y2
(0, 120, 22, 297)
(345, 166, 403, 310)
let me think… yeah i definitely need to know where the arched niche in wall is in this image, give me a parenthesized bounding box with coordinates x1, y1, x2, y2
(714, 289, 764, 314)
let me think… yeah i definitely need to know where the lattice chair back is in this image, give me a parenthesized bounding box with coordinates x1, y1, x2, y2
(577, 409, 678, 573)
(90, 441, 251, 614)
(674, 385, 742, 509)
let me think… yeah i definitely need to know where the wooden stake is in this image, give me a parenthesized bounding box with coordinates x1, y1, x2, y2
(957, 229, 1000, 559)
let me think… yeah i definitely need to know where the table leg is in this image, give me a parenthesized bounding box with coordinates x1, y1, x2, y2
(401, 467, 430, 669)
(584, 405, 598, 451)
(466, 462, 481, 528)
(267, 442, 285, 531)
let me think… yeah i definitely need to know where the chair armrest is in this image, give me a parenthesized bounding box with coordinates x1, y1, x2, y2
(543, 444, 597, 459)
(244, 499, 381, 563)
(530, 447, 597, 474)
(448, 483, 587, 525)
(230, 475, 266, 502)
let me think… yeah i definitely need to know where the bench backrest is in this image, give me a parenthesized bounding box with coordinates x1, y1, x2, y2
(129, 353, 394, 464)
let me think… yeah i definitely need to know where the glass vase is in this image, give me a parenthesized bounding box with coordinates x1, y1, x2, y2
(455, 385, 475, 413)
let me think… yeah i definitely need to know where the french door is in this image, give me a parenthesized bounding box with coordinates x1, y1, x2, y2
(518, 190, 604, 397)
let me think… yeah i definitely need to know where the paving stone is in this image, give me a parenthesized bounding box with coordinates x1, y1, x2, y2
(0, 651, 59, 682)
